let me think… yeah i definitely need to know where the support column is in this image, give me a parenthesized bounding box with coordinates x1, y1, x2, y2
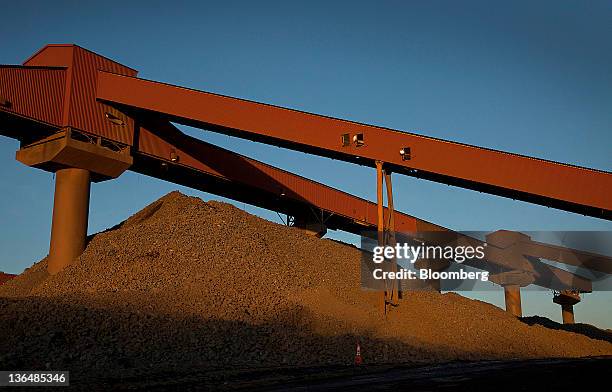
(503, 284, 522, 317)
(561, 305, 575, 324)
(489, 270, 534, 318)
(553, 290, 580, 324)
(47, 168, 91, 275)
(384, 169, 399, 302)
(375, 160, 387, 315)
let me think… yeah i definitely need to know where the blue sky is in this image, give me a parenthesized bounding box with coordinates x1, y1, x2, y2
(1, 1, 611, 327)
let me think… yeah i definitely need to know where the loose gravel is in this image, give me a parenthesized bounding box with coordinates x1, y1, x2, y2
(1, 191, 610, 380)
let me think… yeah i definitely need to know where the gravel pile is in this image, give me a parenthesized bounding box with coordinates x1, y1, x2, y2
(1, 191, 610, 380)
(0, 272, 16, 285)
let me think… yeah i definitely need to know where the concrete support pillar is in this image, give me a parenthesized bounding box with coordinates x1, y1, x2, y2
(553, 290, 580, 325)
(489, 270, 533, 318)
(561, 304, 575, 324)
(503, 284, 522, 317)
(47, 168, 91, 275)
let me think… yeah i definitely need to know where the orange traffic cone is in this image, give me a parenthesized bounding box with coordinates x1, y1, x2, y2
(354, 342, 363, 365)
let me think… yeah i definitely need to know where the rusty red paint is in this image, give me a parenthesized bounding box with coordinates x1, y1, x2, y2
(96, 72, 612, 219)
(25, 45, 138, 145)
(138, 123, 420, 232)
(0, 44, 604, 291)
(134, 119, 592, 292)
(0, 66, 66, 127)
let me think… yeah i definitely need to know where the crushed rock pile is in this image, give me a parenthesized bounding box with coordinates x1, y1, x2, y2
(0, 272, 16, 285)
(1, 191, 611, 378)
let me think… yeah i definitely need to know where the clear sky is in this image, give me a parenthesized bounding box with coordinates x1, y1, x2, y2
(1, 1, 611, 327)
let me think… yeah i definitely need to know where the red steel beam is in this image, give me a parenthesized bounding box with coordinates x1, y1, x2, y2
(96, 71, 612, 220)
(0, 46, 598, 292)
(520, 240, 612, 274)
(0, 103, 593, 292)
(134, 117, 592, 292)
(135, 115, 422, 233)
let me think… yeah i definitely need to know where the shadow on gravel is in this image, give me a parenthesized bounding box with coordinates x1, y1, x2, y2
(84, 197, 167, 247)
(0, 295, 449, 390)
(521, 316, 612, 344)
(2, 295, 610, 391)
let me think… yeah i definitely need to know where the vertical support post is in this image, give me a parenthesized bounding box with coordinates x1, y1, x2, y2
(375, 160, 387, 315)
(384, 169, 399, 302)
(47, 168, 91, 275)
(384, 171, 395, 233)
(503, 284, 522, 317)
(553, 291, 580, 325)
(376, 161, 384, 247)
(561, 304, 575, 324)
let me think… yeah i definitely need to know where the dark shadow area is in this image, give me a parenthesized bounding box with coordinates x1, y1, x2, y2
(0, 295, 449, 391)
(1, 296, 611, 391)
(259, 357, 612, 392)
(521, 316, 612, 344)
(85, 196, 168, 247)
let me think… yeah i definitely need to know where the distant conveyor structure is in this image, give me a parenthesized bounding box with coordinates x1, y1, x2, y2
(1, 44, 611, 323)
